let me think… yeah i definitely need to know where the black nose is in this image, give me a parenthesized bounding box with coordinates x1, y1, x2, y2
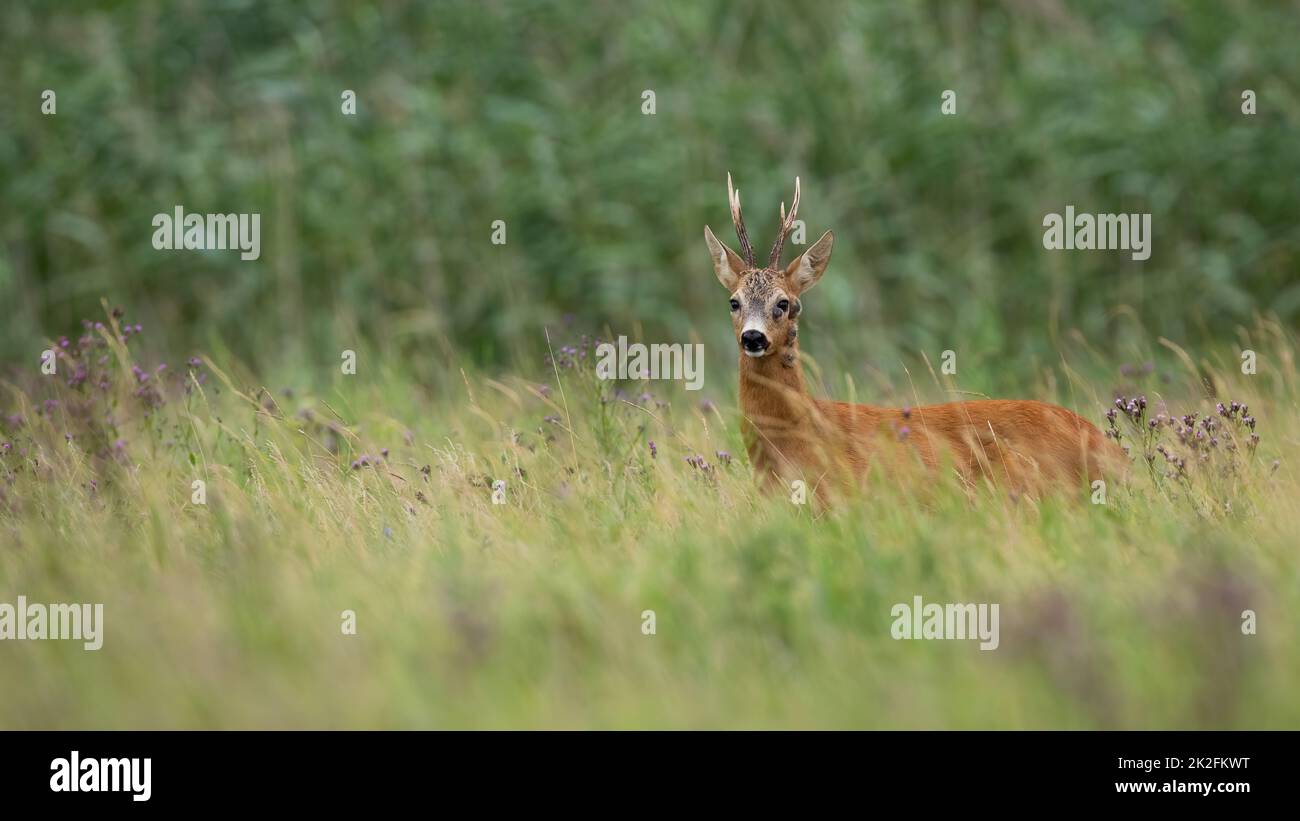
(741, 330, 769, 352)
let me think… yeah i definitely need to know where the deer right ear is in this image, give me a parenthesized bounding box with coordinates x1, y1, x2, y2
(704, 225, 746, 290)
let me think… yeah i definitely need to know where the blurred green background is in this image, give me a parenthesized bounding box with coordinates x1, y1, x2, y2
(2, 0, 1297, 385)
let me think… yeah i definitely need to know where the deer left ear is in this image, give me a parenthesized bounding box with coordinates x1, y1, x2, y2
(785, 230, 833, 294)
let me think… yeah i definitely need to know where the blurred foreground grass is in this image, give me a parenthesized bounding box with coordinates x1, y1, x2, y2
(1, 308, 1297, 728)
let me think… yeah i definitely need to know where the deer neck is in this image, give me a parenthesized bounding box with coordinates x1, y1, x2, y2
(738, 334, 813, 435)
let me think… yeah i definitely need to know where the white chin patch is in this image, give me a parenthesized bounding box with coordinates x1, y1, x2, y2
(743, 348, 766, 358)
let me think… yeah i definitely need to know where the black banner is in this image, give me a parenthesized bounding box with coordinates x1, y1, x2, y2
(0, 731, 1283, 808)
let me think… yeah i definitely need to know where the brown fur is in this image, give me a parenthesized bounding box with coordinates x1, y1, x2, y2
(738, 345, 1127, 499)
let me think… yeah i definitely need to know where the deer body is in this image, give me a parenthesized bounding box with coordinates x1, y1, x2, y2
(707, 174, 1126, 500)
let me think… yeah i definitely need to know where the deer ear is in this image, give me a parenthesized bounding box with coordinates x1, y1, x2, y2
(784, 230, 833, 294)
(704, 225, 746, 290)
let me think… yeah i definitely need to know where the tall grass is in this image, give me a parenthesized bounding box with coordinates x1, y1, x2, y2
(1, 306, 1295, 728)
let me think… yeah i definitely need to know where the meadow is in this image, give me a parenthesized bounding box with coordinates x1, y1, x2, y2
(2, 1, 1298, 728)
(1, 306, 1296, 728)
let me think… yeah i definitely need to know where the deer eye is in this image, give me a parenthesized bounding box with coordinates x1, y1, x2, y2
(729, 298, 740, 312)
(776, 299, 790, 313)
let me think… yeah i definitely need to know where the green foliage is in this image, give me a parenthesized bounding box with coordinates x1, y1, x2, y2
(2, 1, 1297, 381)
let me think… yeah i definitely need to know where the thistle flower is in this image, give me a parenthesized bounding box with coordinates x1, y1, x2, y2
(684, 454, 711, 471)
(648, 440, 657, 459)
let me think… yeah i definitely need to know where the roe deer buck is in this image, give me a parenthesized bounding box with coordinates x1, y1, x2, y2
(703, 174, 1128, 501)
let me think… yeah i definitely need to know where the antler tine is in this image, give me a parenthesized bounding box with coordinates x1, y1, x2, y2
(727, 172, 756, 267)
(768, 176, 801, 269)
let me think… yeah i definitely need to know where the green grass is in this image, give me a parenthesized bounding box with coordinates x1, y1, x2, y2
(3, 0, 1297, 730)
(2, 309, 1297, 728)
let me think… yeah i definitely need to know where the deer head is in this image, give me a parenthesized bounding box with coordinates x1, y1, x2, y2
(704, 174, 834, 358)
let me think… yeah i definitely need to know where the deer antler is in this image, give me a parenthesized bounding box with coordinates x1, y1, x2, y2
(768, 176, 801, 269)
(727, 172, 756, 267)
